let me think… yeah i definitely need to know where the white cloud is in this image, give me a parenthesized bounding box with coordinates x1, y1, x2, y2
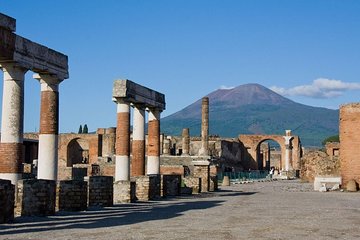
(219, 85, 235, 90)
(270, 78, 360, 99)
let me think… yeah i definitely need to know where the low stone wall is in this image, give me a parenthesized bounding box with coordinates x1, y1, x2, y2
(132, 175, 161, 201)
(57, 180, 88, 211)
(113, 180, 136, 203)
(88, 176, 113, 207)
(162, 175, 181, 197)
(16, 179, 56, 216)
(209, 175, 218, 191)
(183, 177, 201, 194)
(0, 179, 15, 223)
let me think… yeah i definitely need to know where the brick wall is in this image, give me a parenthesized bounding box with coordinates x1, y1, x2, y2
(193, 164, 210, 192)
(16, 179, 56, 216)
(88, 176, 113, 207)
(340, 103, 360, 186)
(160, 165, 185, 176)
(0, 179, 15, 223)
(57, 180, 87, 211)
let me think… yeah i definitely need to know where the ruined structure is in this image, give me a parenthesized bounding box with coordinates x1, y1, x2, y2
(199, 97, 209, 156)
(340, 103, 360, 187)
(112, 80, 165, 181)
(0, 13, 69, 184)
(238, 131, 302, 172)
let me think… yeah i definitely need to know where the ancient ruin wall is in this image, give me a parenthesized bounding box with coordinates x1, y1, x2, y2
(340, 103, 360, 186)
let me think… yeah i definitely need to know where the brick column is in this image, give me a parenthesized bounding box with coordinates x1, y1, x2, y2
(199, 97, 209, 156)
(115, 100, 130, 181)
(147, 108, 160, 175)
(34, 73, 61, 180)
(182, 128, 190, 156)
(132, 104, 145, 176)
(0, 63, 27, 184)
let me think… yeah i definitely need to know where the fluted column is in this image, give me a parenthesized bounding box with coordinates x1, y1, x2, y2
(34, 73, 60, 180)
(115, 100, 130, 181)
(147, 108, 160, 175)
(199, 97, 209, 156)
(132, 104, 145, 176)
(283, 130, 293, 171)
(0, 63, 27, 184)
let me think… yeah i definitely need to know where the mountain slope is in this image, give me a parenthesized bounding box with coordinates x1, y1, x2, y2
(161, 83, 339, 146)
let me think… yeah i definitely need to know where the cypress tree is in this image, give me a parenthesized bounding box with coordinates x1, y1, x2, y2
(78, 125, 83, 134)
(83, 124, 88, 134)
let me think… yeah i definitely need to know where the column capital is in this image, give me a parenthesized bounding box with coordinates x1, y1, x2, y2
(33, 73, 62, 92)
(0, 63, 28, 79)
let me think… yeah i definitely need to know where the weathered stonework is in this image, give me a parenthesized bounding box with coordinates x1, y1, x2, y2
(113, 180, 136, 203)
(161, 175, 181, 197)
(131, 175, 161, 201)
(209, 175, 218, 191)
(0, 179, 15, 223)
(88, 176, 113, 207)
(340, 103, 360, 186)
(193, 161, 210, 192)
(16, 179, 56, 216)
(57, 180, 87, 211)
(183, 177, 201, 194)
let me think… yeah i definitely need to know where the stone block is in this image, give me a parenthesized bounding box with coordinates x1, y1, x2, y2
(88, 176, 113, 207)
(16, 179, 56, 216)
(0, 13, 16, 32)
(131, 175, 161, 201)
(209, 175, 218, 191)
(183, 177, 201, 194)
(57, 180, 87, 211)
(113, 180, 136, 203)
(0, 179, 15, 223)
(314, 176, 342, 191)
(346, 179, 358, 192)
(162, 175, 181, 197)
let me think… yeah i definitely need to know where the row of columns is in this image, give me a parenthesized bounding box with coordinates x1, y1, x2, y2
(115, 100, 161, 181)
(0, 63, 62, 184)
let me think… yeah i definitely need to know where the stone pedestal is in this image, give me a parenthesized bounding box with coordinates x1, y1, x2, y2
(161, 175, 181, 197)
(57, 180, 87, 211)
(0, 179, 15, 223)
(88, 176, 113, 207)
(16, 179, 56, 216)
(183, 177, 201, 194)
(113, 180, 136, 203)
(193, 160, 210, 192)
(131, 175, 160, 201)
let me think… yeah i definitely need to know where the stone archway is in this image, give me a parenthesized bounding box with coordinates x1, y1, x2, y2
(239, 133, 301, 171)
(66, 138, 90, 167)
(256, 139, 282, 171)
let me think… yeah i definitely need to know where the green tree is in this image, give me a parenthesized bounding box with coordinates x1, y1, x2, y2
(83, 124, 88, 134)
(322, 135, 339, 145)
(78, 125, 83, 134)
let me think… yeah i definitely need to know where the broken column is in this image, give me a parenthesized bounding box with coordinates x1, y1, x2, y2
(340, 103, 360, 187)
(199, 97, 209, 156)
(132, 104, 146, 176)
(182, 128, 190, 156)
(115, 99, 130, 181)
(0, 64, 27, 184)
(34, 74, 62, 180)
(283, 130, 293, 171)
(147, 108, 161, 175)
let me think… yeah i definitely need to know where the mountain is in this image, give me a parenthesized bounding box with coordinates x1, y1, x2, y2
(160, 83, 339, 146)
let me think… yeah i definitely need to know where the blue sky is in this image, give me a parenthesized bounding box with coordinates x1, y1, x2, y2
(1, 0, 359, 133)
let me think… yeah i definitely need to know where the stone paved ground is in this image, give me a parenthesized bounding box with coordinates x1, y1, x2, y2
(1, 180, 360, 240)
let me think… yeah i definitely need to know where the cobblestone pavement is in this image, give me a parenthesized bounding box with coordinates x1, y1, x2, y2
(1, 180, 360, 240)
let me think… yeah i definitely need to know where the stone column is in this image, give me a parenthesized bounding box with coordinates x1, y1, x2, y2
(283, 130, 293, 171)
(199, 97, 209, 156)
(115, 100, 130, 181)
(0, 64, 27, 184)
(182, 128, 190, 156)
(147, 108, 160, 175)
(34, 74, 61, 180)
(132, 104, 145, 176)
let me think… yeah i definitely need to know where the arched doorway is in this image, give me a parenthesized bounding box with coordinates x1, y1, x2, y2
(67, 138, 90, 167)
(256, 139, 282, 171)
